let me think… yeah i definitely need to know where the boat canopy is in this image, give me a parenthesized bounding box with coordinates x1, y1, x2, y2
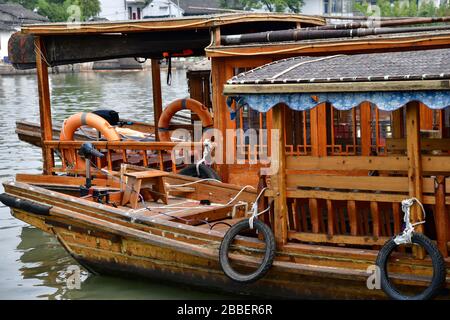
(8, 13, 324, 70)
(224, 48, 450, 113)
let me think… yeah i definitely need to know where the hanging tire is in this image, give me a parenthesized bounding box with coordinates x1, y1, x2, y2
(219, 219, 276, 284)
(178, 164, 221, 181)
(376, 233, 446, 300)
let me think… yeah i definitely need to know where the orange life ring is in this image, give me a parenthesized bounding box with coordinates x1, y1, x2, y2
(60, 112, 120, 171)
(158, 98, 213, 142)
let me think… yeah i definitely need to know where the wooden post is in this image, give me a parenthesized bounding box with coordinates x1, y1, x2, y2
(35, 36, 54, 175)
(271, 104, 288, 246)
(434, 176, 449, 257)
(360, 102, 372, 156)
(406, 101, 425, 258)
(392, 108, 404, 140)
(151, 58, 162, 141)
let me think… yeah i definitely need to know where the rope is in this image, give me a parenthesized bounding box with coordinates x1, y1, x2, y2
(196, 139, 214, 176)
(394, 197, 427, 245)
(249, 187, 269, 229)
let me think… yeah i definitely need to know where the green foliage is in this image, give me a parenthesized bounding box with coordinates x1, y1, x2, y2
(2, 0, 100, 22)
(354, 0, 450, 18)
(220, 0, 304, 13)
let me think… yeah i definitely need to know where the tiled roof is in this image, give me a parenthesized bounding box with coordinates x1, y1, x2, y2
(228, 48, 450, 84)
(0, 4, 48, 23)
(178, 0, 221, 15)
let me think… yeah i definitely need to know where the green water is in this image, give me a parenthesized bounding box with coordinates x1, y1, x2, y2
(0, 70, 231, 300)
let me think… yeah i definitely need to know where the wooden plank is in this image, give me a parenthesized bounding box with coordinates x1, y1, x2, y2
(271, 105, 288, 245)
(309, 198, 320, 234)
(223, 80, 450, 95)
(21, 14, 324, 35)
(370, 202, 381, 238)
(287, 174, 436, 194)
(317, 103, 328, 157)
(45, 140, 203, 150)
(288, 231, 390, 246)
(271, 189, 436, 205)
(391, 108, 404, 141)
(360, 102, 372, 156)
(287, 155, 450, 173)
(209, 32, 450, 58)
(406, 101, 425, 258)
(16, 174, 119, 188)
(435, 176, 449, 257)
(326, 200, 335, 236)
(287, 175, 409, 192)
(387, 138, 450, 151)
(347, 200, 358, 236)
(35, 37, 54, 175)
(286, 155, 408, 171)
(151, 59, 162, 141)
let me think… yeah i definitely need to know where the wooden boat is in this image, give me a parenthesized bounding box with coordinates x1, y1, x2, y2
(2, 14, 450, 299)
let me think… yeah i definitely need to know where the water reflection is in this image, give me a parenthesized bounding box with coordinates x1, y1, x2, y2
(0, 70, 230, 300)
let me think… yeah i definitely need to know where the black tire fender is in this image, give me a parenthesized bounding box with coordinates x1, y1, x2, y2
(376, 233, 446, 300)
(219, 219, 275, 284)
(178, 164, 221, 181)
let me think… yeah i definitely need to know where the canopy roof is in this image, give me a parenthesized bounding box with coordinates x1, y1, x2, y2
(9, 13, 324, 70)
(224, 48, 450, 113)
(19, 13, 324, 36)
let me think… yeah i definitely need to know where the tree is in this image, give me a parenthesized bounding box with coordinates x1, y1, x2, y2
(220, 0, 304, 13)
(354, 0, 450, 18)
(2, 0, 100, 22)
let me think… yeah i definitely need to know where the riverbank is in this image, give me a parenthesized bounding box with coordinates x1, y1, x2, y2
(0, 57, 205, 75)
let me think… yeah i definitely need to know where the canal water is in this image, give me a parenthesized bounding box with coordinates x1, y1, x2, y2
(0, 70, 230, 300)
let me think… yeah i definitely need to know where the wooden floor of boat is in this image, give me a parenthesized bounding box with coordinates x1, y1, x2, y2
(118, 195, 244, 230)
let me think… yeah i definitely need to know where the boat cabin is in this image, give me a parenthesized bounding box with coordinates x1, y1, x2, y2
(224, 49, 450, 258)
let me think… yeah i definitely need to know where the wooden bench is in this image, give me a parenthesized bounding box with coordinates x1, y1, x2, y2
(121, 170, 169, 209)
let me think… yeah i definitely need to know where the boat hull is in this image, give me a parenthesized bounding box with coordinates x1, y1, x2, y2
(4, 180, 449, 300)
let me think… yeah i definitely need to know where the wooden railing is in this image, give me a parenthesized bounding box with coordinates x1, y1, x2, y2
(266, 155, 450, 255)
(44, 140, 204, 175)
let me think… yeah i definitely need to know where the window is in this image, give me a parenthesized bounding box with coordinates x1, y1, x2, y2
(128, 7, 132, 20)
(137, 7, 141, 19)
(324, 0, 329, 14)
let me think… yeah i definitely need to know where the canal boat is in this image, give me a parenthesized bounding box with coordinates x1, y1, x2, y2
(1, 14, 450, 299)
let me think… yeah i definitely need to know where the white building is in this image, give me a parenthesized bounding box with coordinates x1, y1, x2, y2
(98, 0, 221, 21)
(302, 0, 354, 16)
(143, 0, 184, 18)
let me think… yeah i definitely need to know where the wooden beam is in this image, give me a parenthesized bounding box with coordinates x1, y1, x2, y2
(271, 104, 288, 245)
(207, 32, 450, 58)
(20, 14, 324, 35)
(406, 101, 425, 258)
(35, 36, 54, 175)
(435, 176, 449, 257)
(391, 108, 404, 140)
(151, 59, 163, 141)
(360, 102, 372, 156)
(223, 80, 450, 95)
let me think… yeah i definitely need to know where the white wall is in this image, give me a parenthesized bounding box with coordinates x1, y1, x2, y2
(302, 0, 324, 15)
(143, 0, 183, 18)
(0, 31, 13, 61)
(98, 0, 127, 21)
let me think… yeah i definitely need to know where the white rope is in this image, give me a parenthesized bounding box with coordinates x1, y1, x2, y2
(249, 187, 269, 229)
(167, 178, 222, 188)
(196, 139, 214, 176)
(225, 185, 256, 206)
(394, 197, 427, 245)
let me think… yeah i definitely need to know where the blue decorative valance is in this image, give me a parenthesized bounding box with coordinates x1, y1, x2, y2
(227, 90, 450, 115)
